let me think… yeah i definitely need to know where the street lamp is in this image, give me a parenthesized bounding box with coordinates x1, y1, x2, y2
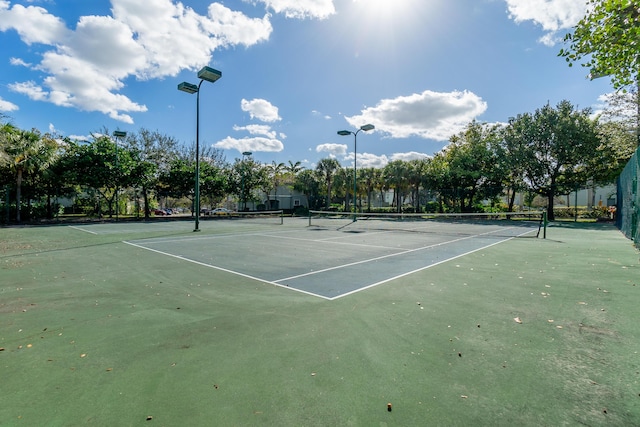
(113, 130, 127, 222)
(241, 151, 252, 211)
(338, 124, 375, 220)
(178, 66, 222, 232)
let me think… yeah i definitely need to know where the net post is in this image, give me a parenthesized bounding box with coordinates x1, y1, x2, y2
(308, 210, 312, 227)
(279, 210, 283, 225)
(543, 211, 547, 239)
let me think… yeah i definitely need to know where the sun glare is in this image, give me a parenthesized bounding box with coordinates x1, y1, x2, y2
(352, 0, 419, 20)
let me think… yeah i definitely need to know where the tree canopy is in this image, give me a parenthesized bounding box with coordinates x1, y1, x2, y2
(559, 0, 640, 90)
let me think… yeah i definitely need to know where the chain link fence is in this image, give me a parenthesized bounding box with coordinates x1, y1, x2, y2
(617, 146, 640, 247)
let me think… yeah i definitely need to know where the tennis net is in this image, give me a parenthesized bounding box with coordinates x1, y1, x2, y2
(232, 210, 284, 225)
(308, 210, 546, 238)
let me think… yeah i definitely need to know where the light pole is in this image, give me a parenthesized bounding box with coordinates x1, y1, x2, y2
(241, 151, 252, 211)
(113, 130, 127, 222)
(178, 66, 222, 232)
(338, 124, 375, 220)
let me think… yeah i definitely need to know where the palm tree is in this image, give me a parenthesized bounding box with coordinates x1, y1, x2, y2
(266, 161, 286, 209)
(284, 160, 304, 184)
(408, 158, 428, 212)
(315, 158, 341, 209)
(0, 126, 57, 222)
(359, 167, 377, 211)
(383, 160, 410, 213)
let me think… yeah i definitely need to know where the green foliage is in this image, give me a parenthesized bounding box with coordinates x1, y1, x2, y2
(559, 0, 640, 90)
(503, 100, 602, 221)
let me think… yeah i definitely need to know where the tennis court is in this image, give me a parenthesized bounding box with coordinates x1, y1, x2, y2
(78, 212, 544, 299)
(3, 217, 639, 426)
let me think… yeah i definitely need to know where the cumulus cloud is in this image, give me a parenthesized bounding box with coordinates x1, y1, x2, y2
(355, 152, 389, 169)
(390, 151, 431, 162)
(214, 136, 284, 153)
(316, 143, 347, 157)
(345, 89, 487, 141)
(504, 0, 588, 46)
(241, 98, 281, 122)
(0, 0, 290, 122)
(0, 95, 18, 111)
(254, 0, 336, 19)
(233, 124, 277, 139)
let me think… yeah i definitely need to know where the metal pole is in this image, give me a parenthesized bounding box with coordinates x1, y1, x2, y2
(115, 141, 119, 222)
(194, 80, 203, 232)
(353, 131, 358, 221)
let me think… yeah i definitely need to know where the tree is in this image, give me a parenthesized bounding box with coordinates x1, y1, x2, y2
(229, 157, 267, 210)
(407, 158, 429, 212)
(0, 126, 58, 222)
(505, 100, 601, 221)
(443, 121, 505, 212)
(383, 160, 410, 213)
(315, 158, 341, 209)
(359, 167, 379, 211)
(266, 161, 286, 209)
(559, 0, 640, 90)
(129, 128, 179, 218)
(293, 169, 320, 210)
(284, 160, 304, 184)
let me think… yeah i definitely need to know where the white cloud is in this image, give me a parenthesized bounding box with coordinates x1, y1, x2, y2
(0, 0, 70, 45)
(0, 95, 18, 111)
(312, 109, 332, 120)
(390, 151, 431, 162)
(355, 152, 389, 169)
(0, 0, 276, 122)
(214, 136, 284, 153)
(9, 57, 31, 67)
(241, 98, 282, 122)
(345, 90, 487, 141)
(254, 0, 336, 19)
(504, 0, 588, 46)
(316, 143, 347, 157)
(233, 124, 277, 138)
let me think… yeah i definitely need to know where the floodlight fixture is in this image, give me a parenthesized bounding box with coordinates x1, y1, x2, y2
(197, 66, 222, 84)
(178, 82, 199, 94)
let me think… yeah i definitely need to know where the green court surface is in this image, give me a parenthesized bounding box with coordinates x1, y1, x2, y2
(1, 219, 639, 426)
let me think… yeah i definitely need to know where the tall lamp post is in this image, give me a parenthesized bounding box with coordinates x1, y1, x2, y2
(113, 130, 127, 222)
(178, 66, 222, 232)
(338, 124, 375, 220)
(241, 151, 252, 211)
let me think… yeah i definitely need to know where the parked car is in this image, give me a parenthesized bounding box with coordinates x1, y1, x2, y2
(153, 209, 167, 216)
(206, 208, 231, 216)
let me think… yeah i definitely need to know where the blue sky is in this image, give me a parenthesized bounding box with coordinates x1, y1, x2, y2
(0, 0, 615, 169)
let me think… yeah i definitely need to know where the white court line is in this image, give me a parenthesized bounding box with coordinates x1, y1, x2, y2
(123, 240, 331, 300)
(274, 226, 535, 284)
(68, 225, 98, 235)
(126, 225, 536, 301)
(273, 231, 484, 283)
(329, 234, 525, 300)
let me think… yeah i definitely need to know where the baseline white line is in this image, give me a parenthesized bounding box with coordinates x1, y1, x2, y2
(329, 235, 520, 300)
(68, 225, 98, 235)
(123, 240, 331, 300)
